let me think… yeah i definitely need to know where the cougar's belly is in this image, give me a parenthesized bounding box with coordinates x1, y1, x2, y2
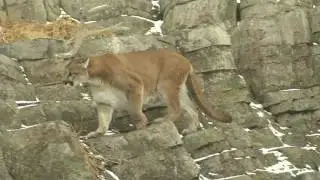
(90, 85, 128, 109)
(90, 84, 164, 110)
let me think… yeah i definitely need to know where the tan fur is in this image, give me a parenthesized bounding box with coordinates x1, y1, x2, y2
(65, 48, 232, 138)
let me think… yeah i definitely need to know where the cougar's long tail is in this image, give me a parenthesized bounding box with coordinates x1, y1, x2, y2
(186, 71, 232, 123)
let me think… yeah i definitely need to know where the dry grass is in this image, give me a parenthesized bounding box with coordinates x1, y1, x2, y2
(0, 17, 81, 43)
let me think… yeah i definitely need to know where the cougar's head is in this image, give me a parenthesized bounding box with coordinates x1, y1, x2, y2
(64, 58, 90, 86)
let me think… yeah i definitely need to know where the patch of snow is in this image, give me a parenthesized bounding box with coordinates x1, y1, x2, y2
(313, 42, 318, 45)
(306, 133, 320, 137)
(234, 157, 243, 160)
(87, 4, 109, 14)
(244, 128, 251, 132)
(212, 175, 249, 180)
(200, 123, 204, 128)
(84, 21, 97, 24)
(151, 0, 160, 10)
(245, 172, 256, 175)
(267, 119, 285, 138)
(7, 123, 40, 131)
(16, 100, 40, 104)
(313, 5, 316, 8)
(208, 122, 213, 125)
(194, 153, 220, 162)
(121, 15, 163, 36)
(208, 172, 219, 176)
(194, 148, 237, 162)
(301, 144, 317, 151)
(249, 102, 263, 109)
(280, 89, 300, 92)
(237, 0, 241, 3)
(81, 93, 92, 101)
(199, 174, 211, 180)
(238, 75, 246, 85)
(257, 111, 264, 117)
(105, 169, 120, 180)
(264, 110, 272, 115)
(19, 66, 25, 72)
(17, 103, 38, 109)
(279, 126, 289, 130)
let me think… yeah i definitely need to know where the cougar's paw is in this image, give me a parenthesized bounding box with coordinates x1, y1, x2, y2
(181, 127, 198, 136)
(153, 117, 165, 123)
(82, 130, 104, 139)
(135, 120, 148, 130)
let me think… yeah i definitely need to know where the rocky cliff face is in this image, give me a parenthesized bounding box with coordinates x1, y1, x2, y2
(0, 0, 320, 180)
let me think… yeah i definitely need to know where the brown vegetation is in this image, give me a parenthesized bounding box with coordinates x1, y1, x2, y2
(0, 17, 80, 43)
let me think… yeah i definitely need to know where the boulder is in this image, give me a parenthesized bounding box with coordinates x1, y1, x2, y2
(162, 0, 237, 34)
(0, 39, 49, 60)
(6, 0, 47, 21)
(0, 121, 96, 180)
(60, 0, 153, 21)
(87, 120, 200, 180)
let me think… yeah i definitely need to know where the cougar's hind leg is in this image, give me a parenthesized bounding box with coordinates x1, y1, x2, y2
(127, 84, 148, 129)
(179, 85, 200, 135)
(85, 103, 114, 139)
(159, 80, 183, 122)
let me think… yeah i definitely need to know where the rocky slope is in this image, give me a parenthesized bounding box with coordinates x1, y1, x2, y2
(1, 0, 320, 180)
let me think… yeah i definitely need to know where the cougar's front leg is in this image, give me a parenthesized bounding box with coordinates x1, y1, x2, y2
(113, 68, 148, 129)
(85, 103, 114, 139)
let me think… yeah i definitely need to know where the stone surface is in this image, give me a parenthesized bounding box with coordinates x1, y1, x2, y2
(87, 120, 199, 180)
(0, 121, 96, 180)
(0, 0, 319, 179)
(0, 39, 49, 60)
(60, 0, 153, 21)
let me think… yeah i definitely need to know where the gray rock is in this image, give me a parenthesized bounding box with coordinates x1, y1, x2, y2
(183, 127, 225, 152)
(77, 34, 165, 56)
(61, 0, 153, 21)
(20, 58, 70, 84)
(0, 39, 49, 60)
(0, 80, 36, 101)
(6, 0, 47, 21)
(87, 120, 198, 180)
(262, 87, 320, 107)
(279, 9, 311, 45)
(296, 172, 320, 180)
(280, 147, 320, 170)
(43, 0, 61, 21)
(111, 147, 199, 180)
(34, 84, 85, 101)
(0, 54, 25, 83)
(234, 18, 315, 97)
(0, 121, 96, 180)
(9, 101, 97, 135)
(178, 25, 232, 52)
(0, 100, 18, 129)
(88, 120, 183, 159)
(0, 148, 13, 180)
(184, 46, 235, 72)
(162, 0, 234, 34)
